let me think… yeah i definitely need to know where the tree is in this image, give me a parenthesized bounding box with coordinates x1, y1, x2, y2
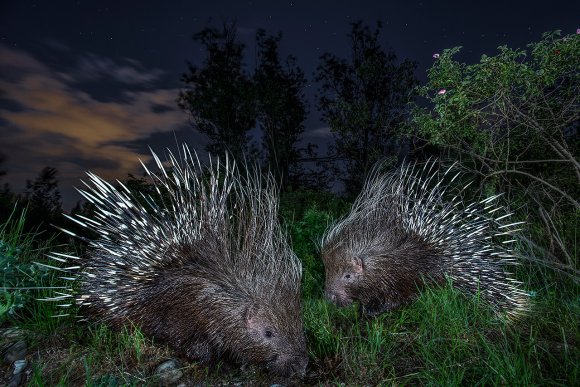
(23, 166, 63, 236)
(0, 154, 17, 224)
(316, 21, 417, 194)
(409, 30, 579, 269)
(0, 153, 6, 181)
(254, 29, 309, 191)
(178, 22, 256, 162)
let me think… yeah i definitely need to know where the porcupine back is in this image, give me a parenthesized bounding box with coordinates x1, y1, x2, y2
(321, 160, 529, 319)
(42, 145, 306, 376)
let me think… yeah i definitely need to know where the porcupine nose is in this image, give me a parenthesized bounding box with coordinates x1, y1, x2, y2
(326, 288, 353, 307)
(290, 356, 308, 377)
(325, 289, 336, 303)
(325, 290, 342, 305)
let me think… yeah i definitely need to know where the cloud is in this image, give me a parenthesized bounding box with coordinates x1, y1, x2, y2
(0, 44, 198, 209)
(0, 45, 50, 76)
(75, 53, 164, 84)
(42, 38, 70, 52)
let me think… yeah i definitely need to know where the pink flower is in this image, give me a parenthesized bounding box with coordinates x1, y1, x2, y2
(576, 28, 580, 34)
(433, 53, 440, 59)
(438, 89, 446, 95)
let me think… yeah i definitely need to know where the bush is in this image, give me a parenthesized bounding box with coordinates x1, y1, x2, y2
(408, 30, 580, 279)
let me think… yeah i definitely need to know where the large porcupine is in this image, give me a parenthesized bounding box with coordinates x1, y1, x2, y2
(321, 160, 529, 319)
(43, 145, 308, 377)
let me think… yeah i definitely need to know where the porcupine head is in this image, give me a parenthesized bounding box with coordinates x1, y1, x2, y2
(321, 212, 442, 316)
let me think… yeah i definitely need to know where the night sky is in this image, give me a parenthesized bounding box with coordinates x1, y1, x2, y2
(1, 0, 578, 209)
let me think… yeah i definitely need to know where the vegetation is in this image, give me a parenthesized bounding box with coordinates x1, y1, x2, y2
(408, 30, 579, 276)
(316, 21, 417, 194)
(0, 208, 61, 326)
(177, 22, 257, 162)
(177, 23, 321, 191)
(254, 28, 310, 191)
(1, 25, 578, 385)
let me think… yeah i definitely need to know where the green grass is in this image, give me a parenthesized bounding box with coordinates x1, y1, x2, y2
(25, 324, 163, 386)
(303, 280, 579, 385)
(1, 207, 66, 326)
(1, 205, 578, 385)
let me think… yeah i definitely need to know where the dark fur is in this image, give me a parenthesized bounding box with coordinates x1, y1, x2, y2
(323, 219, 445, 314)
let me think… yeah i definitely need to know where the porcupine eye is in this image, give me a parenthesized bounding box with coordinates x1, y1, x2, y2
(264, 328, 274, 338)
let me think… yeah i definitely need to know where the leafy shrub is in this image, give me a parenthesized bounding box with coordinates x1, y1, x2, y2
(408, 30, 579, 274)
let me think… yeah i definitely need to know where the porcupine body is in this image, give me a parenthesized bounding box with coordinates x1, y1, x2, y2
(321, 160, 529, 319)
(45, 146, 307, 377)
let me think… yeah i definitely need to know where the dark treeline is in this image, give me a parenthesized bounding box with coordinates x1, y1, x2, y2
(2, 20, 416, 238)
(0, 163, 67, 242)
(177, 20, 418, 194)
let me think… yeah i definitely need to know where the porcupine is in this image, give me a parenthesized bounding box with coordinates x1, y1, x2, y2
(43, 145, 308, 377)
(321, 160, 529, 319)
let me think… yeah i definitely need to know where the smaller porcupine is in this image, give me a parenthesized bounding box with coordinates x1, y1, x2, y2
(321, 160, 529, 319)
(43, 145, 308, 377)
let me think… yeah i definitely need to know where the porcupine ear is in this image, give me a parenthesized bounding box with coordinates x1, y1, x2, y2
(351, 256, 364, 273)
(245, 304, 263, 330)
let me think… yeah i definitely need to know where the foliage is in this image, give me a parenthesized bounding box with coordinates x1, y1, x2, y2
(316, 20, 417, 194)
(279, 189, 350, 221)
(0, 153, 17, 224)
(254, 29, 310, 191)
(0, 183, 16, 229)
(302, 279, 579, 385)
(0, 161, 66, 242)
(0, 207, 57, 322)
(286, 208, 331, 298)
(25, 167, 62, 221)
(409, 30, 580, 272)
(19, 166, 65, 240)
(178, 24, 328, 189)
(0, 153, 6, 181)
(178, 22, 257, 162)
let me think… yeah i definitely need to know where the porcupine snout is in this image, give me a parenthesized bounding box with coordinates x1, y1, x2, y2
(278, 353, 308, 377)
(324, 282, 353, 307)
(292, 355, 309, 376)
